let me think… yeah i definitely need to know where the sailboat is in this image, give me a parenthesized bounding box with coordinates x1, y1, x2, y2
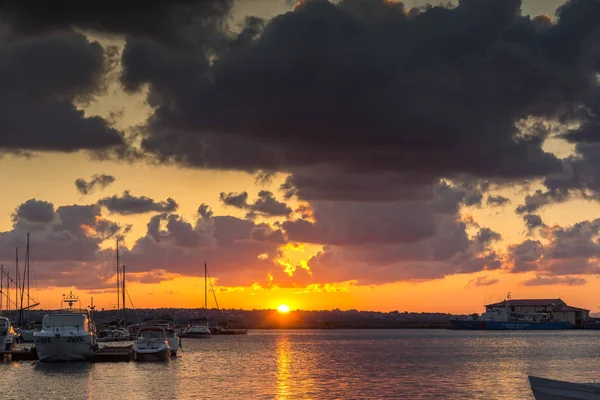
(186, 263, 212, 338)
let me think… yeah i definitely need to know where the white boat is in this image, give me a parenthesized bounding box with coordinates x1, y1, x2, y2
(33, 292, 97, 362)
(0, 317, 19, 350)
(97, 327, 131, 342)
(186, 318, 212, 338)
(20, 321, 42, 342)
(142, 318, 180, 356)
(133, 327, 171, 362)
(529, 376, 600, 399)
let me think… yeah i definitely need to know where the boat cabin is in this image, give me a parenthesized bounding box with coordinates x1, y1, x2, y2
(42, 313, 90, 332)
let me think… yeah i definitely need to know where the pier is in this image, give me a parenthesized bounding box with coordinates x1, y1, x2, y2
(1, 345, 132, 362)
(90, 345, 132, 362)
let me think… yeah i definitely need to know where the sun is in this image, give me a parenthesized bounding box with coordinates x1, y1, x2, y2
(277, 304, 291, 314)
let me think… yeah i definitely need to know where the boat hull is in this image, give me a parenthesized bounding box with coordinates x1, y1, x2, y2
(34, 334, 95, 362)
(134, 347, 171, 362)
(186, 331, 211, 338)
(529, 376, 600, 400)
(20, 330, 39, 343)
(450, 319, 572, 330)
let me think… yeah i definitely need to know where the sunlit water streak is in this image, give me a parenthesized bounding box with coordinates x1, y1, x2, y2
(2, 329, 600, 399)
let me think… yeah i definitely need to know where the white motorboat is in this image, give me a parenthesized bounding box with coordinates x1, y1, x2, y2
(97, 327, 131, 342)
(133, 327, 171, 362)
(0, 316, 19, 350)
(33, 292, 97, 362)
(186, 318, 212, 338)
(529, 375, 600, 399)
(142, 318, 180, 356)
(20, 321, 42, 342)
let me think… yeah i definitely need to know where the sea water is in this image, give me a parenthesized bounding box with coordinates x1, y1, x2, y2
(2, 329, 599, 399)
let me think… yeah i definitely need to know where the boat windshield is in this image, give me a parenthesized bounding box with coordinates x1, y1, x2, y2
(138, 330, 164, 339)
(43, 314, 88, 330)
(0, 320, 8, 335)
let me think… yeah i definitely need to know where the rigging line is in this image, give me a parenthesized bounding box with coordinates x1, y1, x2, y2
(125, 288, 141, 324)
(0, 269, 36, 304)
(207, 269, 219, 311)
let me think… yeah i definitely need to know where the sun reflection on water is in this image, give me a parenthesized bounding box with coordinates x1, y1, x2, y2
(276, 334, 291, 399)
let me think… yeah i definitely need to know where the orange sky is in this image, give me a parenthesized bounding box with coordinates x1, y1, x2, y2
(2, 0, 599, 315)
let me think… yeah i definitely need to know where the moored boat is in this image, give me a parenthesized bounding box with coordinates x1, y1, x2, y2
(133, 327, 171, 362)
(0, 316, 19, 350)
(19, 321, 42, 342)
(33, 292, 97, 362)
(186, 318, 212, 338)
(529, 375, 600, 400)
(142, 317, 180, 356)
(97, 328, 131, 342)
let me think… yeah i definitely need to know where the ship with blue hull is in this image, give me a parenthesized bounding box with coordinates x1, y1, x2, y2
(450, 319, 571, 330)
(449, 294, 586, 330)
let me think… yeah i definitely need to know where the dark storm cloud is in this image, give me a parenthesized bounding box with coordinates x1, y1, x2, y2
(0, 0, 233, 45)
(75, 173, 116, 195)
(97, 190, 178, 215)
(220, 190, 292, 219)
(120, 0, 600, 184)
(0, 24, 124, 152)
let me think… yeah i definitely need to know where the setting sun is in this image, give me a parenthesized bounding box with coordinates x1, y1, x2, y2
(277, 304, 291, 314)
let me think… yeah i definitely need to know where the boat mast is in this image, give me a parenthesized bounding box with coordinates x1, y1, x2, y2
(122, 265, 127, 326)
(26, 232, 30, 323)
(0, 264, 3, 315)
(19, 234, 29, 326)
(15, 247, 19, 324)
(116, 239, 120, 320)
(204, 263, 207, 310)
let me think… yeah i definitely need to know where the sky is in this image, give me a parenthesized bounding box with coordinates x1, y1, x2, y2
(2, 0, 600, 314)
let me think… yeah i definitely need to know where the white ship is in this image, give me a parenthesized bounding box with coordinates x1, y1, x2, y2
(33, 292, 97, 362)
(0, 316, 19, 350)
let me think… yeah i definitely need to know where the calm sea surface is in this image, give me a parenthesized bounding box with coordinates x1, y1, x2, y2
(2, 329, 600, 399)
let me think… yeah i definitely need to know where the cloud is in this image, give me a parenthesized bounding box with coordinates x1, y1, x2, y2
(486, 195, 511, 207)
(0, 0, 234, 45)
(97, 190, 178, 215)
(119, 0, 600, 187)
(523, 214, 545, 232)
(0, 23, 123, 153)
(466, 276, 499, 288)
(509, 218, 600, 275)
(11, 199, 55, 223)
(281, 183, 503, 285)
(522, 275, 587, 286)
(0, 199, 127, 291)
(75, 173, 116, 195)
(220, 190, 292, 219)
